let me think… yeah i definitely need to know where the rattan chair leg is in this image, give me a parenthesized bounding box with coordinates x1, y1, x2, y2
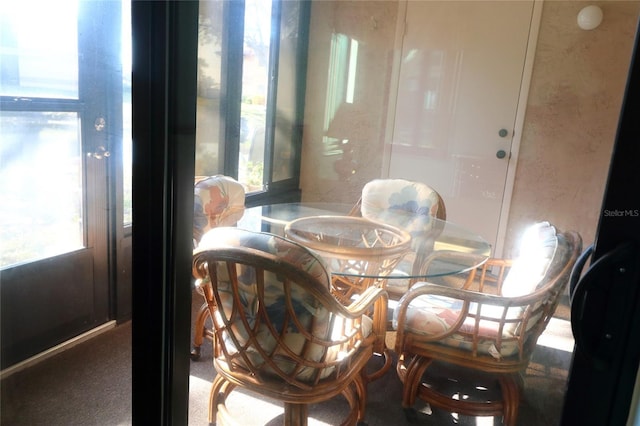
(363, 349, 393, 383)
(284, 403, 308, 426)
(498, 374, 521, 426)
(353, 374, 367, 423)
(191, 303, 210, 360)
(398, 354, 433, 409)
(397, 356, 523, 424)
(209, 377, 367, 426)
(338, 380, 365, 426)
(209, 375, 234, 425)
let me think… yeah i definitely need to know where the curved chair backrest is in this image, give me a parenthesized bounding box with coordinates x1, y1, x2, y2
(352, 179, 446, 238)
(193, 228, 373, 387)
(360, 178, 446, 219)
(193, 175, 245, 245)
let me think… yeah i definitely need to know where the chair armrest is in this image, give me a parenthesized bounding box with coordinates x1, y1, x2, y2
(394, 282, 538, 343)
(410, 252, 491, 288)
(414, 254, 514, 291)
(343, 286, 388, 318)
(482, 257, 515, 268)
(398, 281, 532, 312)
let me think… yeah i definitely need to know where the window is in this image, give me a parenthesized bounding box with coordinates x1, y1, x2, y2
(195, 0, 309, 204)
(0, 0, 127, 267)
(0, 2, 83, 267)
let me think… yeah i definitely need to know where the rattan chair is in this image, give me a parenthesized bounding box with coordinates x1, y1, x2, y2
(349, 178, 446, 221)
(192, 227, 388, 426)
(192, 175, 245, 246)
(335, 179, 448, 380)
(392, 222, 582, 425)
(349, 178, 448, 297)
(191, 175, 245, 360)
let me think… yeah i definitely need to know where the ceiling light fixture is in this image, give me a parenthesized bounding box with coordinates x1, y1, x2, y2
(577, 5, 603, 30)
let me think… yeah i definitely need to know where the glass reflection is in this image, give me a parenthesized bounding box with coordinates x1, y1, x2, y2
(0, 112, 83, 267)
(0, 0, 79, 99)
(195, 0, 225, 178)
(239, 0, 272, 191)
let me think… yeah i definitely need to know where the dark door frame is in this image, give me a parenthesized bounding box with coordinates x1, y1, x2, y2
(130, 1, 198, 423)
(561, 18, 640, 426)
(131, 1, 640, 425)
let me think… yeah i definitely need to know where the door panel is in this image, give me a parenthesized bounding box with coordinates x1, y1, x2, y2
(0, 0, 123, 369)
(0, 251, 98, 366)
(388, 0, 535, 250)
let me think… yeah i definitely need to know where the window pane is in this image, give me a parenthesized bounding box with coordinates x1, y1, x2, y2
(195, 0, 225, 178)
(272, 0, 301, 182)
(239, 0, 272, 191)
(0, 111, 83, 268)
(122, 0, 132, 225)
(0, 0, 79, 99)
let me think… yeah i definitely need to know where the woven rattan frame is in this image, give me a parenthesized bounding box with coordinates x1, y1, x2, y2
(192, 232, 388, 426)
(393, 229, 582, 425)
(285, 215, 411, 381)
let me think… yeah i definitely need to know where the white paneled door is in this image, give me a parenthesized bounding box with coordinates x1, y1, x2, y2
(387, 0, 538, 254)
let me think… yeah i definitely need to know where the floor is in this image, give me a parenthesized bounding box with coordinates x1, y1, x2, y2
(0, 291, 574, 425)
(186, 292, 575, 425)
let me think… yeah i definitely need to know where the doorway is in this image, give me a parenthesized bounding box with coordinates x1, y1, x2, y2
(386, 0, 539, 254)
(0, 0, 129, 369)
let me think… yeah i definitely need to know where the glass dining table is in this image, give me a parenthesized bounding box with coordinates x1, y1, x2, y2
(230, 202, 492, 380)
(235, 202, 492, 286)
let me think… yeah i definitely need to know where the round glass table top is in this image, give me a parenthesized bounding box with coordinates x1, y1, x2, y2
(284, 215, 412, 260)
(234, 202, 491, 279)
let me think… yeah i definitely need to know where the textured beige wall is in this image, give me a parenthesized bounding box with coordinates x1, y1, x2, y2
(300, 0, 398, 204)
(301, 0, 639, 254)
(505, 1, 639, 254)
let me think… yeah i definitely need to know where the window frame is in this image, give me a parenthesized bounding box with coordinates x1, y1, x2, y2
(215, 0, 310, 207)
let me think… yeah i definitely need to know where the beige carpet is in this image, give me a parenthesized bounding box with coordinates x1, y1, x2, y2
(0, 289, 573, 425)
(187, 289, 573, 425)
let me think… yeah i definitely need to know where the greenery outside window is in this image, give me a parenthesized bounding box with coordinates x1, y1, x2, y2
(195, 0, 309, 205)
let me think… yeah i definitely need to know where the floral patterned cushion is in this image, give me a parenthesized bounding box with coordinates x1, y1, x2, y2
(360, 178, 440, 237)
(360, 179, 442, 294)
(197, 228, 372, 381)
(392, 291, 523, 358)
(193, 175, 246, 245)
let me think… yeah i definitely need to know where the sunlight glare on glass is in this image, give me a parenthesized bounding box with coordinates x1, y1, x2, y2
(345, 39, 358, 104)
(475, 416, 496, 426)
(0, 0, 77, 49)
(238, 0, 272, 191)
(0, 0, 78, 98)
(122, 0, 133, 224)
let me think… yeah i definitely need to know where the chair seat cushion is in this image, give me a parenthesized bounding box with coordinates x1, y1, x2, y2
(219, 313, 373, 381)
(392, 293, 521, 358)
(386, 277, 411, 295)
